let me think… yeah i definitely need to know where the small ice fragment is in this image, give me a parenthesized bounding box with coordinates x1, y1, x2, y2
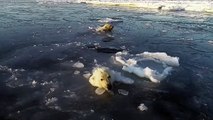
(54, 106, 61, 110)
(32, 80, 37, 86)
(208, 40, 213, 44)
(20, 69, 25, 72)
(57, 58, 64, 61)
(162, 30, 167, 33)
(112, 70, 134, 84)
(118, 89, 129, 96)
(55, 44, 60, 47)
(88, 26, 93, 30)
(41, 81, 48, 86)
(98, 18, 122, 23)
(95, 88, 106, 95)
(138, 103, 148, 111)
(74, 70, 80, 75)
(98, 18, 114, 23)
(72, 61, 84, 68)
(83, 73, 91, 79)
(90, 109, 95, 113)
(94, 59, 97, 64)
(94, 43, 99, 46)
(50, 88, 55, 92)
(45, 97, 58, 105)
(120, 46, 126, 49)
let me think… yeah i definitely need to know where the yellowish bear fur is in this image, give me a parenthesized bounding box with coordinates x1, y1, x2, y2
(89, 67, 112, 91)
(96, 23, 114, 32)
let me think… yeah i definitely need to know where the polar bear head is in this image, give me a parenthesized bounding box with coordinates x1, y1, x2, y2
(89, 67, 112, 91)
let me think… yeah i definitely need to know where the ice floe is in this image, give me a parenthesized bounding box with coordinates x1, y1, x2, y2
(113, 51, 179, 83)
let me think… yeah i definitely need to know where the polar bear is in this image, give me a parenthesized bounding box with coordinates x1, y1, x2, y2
(96, 23, 113, 32)
(89, 67, 112, 95)
(89, 67, 134, 95)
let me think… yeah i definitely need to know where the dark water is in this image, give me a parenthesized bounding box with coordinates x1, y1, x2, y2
(0, 1, 213, 120)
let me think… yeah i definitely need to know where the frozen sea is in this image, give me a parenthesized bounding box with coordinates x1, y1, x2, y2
(0, 0, 213, 120)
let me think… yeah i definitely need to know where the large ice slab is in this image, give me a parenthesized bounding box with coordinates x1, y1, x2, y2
(114, 51, 179, 83)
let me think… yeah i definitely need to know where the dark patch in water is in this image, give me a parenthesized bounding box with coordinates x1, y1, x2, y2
(102, 36, 115, 42)
(96, 47, 123, 53)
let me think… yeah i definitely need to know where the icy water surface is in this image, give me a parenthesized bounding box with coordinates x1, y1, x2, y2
(0, 0, 213, 120)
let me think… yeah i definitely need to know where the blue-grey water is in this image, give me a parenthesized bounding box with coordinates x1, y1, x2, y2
(0, 0, 213, 120)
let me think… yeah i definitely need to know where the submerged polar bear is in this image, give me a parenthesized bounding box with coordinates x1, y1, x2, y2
(89, 67, 134, 95)
(96, 23, 113, 32)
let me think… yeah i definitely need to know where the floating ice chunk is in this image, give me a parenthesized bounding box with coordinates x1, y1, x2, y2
(118, 89, 129, 96)
(45, 97, 58, 105)
(17, 110, 20, 114)
(98, 18, 122, 23)
(50, 88, 55, 92)
(169, 6, 185, 12)
(54, 44, 60, 47)
(72, 61, 84, 68)
(54, 106, 61, 110)
(136, 52, 179, 67)
(63, 91, 78, 99)
(138, 103, 148, 111)
(88, 26, 94, 30)
(114, 53, 129, 65)
(114, 51, 179, 83)
(74, 70, 80, 75)
(94, 59, 98, 64)
(90, 109, 95, 113)
(95, 88, 106, 95)
(123, 66, 172, 83)
(208, 40, 213, 44)
(111, 70, 134, 84)
(161, 30, 167, 33)
(83, 73, 91, 79)
(32, 80, 37, 86)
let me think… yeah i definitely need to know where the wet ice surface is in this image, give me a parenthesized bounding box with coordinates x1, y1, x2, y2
(0, 1, 213, 120)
